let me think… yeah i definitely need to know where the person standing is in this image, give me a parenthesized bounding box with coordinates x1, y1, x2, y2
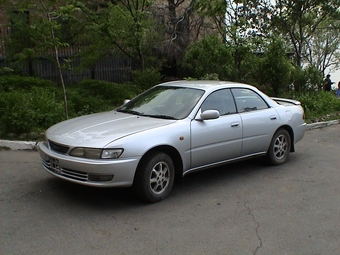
(323, 74, 334, 91)
(336, 81, 340, 98)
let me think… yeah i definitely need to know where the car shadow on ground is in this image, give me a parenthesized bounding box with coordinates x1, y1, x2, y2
(40, 156, 278, 210)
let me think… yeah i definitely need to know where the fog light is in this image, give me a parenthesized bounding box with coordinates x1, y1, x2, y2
(88, 175, 114, 182)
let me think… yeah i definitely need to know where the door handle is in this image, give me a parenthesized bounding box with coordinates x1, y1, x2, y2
(270, 116, 277, 120)
(231, 122, 240, 127)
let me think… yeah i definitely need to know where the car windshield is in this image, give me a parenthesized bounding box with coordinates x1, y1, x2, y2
(117, 86, 205, 119)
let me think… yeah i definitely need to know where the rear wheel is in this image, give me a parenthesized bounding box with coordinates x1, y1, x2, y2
(266, 129, 291, 165)
(133, 152, 175, 203)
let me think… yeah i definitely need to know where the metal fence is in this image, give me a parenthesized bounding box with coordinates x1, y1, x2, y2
(0, 51, 133, 85)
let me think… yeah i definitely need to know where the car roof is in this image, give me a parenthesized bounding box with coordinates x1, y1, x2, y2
(156, 80, 256, 91)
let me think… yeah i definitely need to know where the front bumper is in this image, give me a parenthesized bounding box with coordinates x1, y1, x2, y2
(38, 142, 140, 187)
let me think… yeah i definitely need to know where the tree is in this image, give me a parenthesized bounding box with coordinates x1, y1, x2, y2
(305, 18, 340, 77)
(2, 0, 75, 119)
(74, 0, 162, 70)
(149, 0, 208, 70)
(195, 0, 227, 38)
(256, 37, 293, 96)
(38, 0, 71, 119)
(184, 1, 271, 83)
(198, 0, 339, 91)
(271, 0, 340, 69)
(291, 65, 324, 92)
(183, 35, 233, 80)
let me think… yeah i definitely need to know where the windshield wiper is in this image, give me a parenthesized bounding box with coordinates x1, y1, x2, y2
(118, 110, 177, 120)
(142, 114, 178, 120)
(117, 109, 143, 116)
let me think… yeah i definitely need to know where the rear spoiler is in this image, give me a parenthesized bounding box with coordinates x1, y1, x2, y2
(271, 97, 301, 106)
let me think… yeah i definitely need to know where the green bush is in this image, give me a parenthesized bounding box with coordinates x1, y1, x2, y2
(183, 35, 234, 81)
(131, 68, 162, 91)
(32, 87, 64, 127)
(73, 79, 139, 102)
(200, 73, 220, 80)
(1, 73, 338, 139)
(0, 75, 54, 91)
(286, 91, 340, 121)
(0, 76, 141, 137)
(0, 87, 64, 134)
(67, 90, 109, 117)
(66, 79, 140, 116)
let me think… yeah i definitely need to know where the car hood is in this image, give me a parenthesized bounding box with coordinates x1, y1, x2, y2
(46, 111, 176, 147)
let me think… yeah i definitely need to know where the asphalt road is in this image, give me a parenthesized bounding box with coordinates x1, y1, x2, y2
(1, 125, 340, 255)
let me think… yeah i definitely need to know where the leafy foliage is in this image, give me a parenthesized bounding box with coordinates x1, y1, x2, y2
(291, 65, 324, 92)
(183, 35, 233, 80)
(67, 79, 140, 116)
(75, 79, 139, 101)
(131, 68, 162, 91)
(0, 76, 140, 137)
(256, 37, 293, 96)
(0, 0, 340, 139)
(0, 87, 64, 134)
(195, 0, 227, 38)
(271, 0, 340, 69)
(74, 0, 162, 70)
(2, 0, 339, 96)
(0, 75, 339, 139)
(3, 0, 78, 119)
(284, 90, 340, 122)
(0, 75, 54, 91)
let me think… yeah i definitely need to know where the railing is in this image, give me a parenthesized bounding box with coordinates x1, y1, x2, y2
(0, 43, 132, 84)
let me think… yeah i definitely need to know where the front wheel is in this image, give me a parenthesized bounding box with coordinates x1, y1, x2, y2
(266, 129, 291, 165)
(133, 152, 175, 203)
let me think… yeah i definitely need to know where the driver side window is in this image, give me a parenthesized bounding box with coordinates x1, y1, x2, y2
(201, 89, 236, 115)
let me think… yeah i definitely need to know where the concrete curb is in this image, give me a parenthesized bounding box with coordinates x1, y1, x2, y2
(1, 119, 339, 151)
(305, 119, 340, 130)
(0, 140, 39, 151)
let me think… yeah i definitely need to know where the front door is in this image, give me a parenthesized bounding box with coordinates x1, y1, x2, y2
(190, 89, 243, 169)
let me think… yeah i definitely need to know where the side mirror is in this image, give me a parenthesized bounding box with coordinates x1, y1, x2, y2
(123, 99, 130, 105)
(199, 110, 220, 120)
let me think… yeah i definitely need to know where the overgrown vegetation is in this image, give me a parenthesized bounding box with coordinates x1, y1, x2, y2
(2, 0, 339, 90)
(0, 1, 339, 139)
(285, 91, 340, 122)
(0, 75, 339, 140)
(0, 76, 139, 139)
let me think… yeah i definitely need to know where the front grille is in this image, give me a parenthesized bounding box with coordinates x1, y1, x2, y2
(49, 141, 69, 154)
(41, 157, 88, 182)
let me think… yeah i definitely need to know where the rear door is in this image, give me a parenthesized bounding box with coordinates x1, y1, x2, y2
(232, 88, 279, 156)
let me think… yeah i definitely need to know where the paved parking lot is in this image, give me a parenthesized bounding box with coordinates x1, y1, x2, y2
(1, 125, 339, 255)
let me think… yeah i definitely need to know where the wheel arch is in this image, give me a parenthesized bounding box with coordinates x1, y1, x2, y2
(276, 125, 295, 152)
(134, 145, 183, 184)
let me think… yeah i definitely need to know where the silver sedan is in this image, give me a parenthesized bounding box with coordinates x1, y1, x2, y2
(39, 80, 306, 202)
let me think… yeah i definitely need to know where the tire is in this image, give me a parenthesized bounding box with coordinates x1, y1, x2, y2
(266, 129, 291, 165)
(133, 152, 175, 203)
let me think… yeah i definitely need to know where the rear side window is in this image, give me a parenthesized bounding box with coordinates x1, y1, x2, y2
(232, 88, 268, 113)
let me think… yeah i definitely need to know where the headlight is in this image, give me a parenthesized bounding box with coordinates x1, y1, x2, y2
(69, 148, 123, 159)
(102, 149, 124, 159)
